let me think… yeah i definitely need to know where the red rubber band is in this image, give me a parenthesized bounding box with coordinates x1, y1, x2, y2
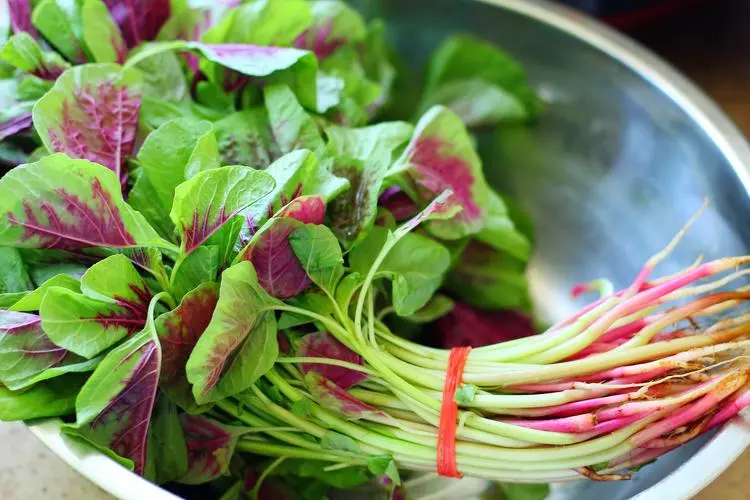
(437, 346, 471, 478)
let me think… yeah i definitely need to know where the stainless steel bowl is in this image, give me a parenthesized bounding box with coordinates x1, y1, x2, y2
(30, 0, 750, 498)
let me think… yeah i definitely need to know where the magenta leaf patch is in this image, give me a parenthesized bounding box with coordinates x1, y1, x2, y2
(170, 166, 275, 256)
(0, 155, 167, 250)
(0, 112, 33, 141)
(33, 64, 144, 189)
(176, 414, 247, 484)
(240, 196, 326, 299)
(103, 0, 170, 48)
(8, 0, 37, 37)
(155, 283, 219, 411)
(378, 186, 419, 222)
(293, 1, 366, 60)
(67, 328, 161, 476)
(391, 106, 490, 240)
(436, 301, 534, 348)
(305, 371, 395, 425)
(296, 332, 366, 389)
(0, 310, 72, 390)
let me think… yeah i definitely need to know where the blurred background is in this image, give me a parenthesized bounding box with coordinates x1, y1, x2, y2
(559, 1, 750, 498)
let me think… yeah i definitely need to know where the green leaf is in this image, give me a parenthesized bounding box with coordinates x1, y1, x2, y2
(475, 190, 531, 262)
(31, 0, 85, 63)
(404, 294, 454, 324)
(132, 117, 219, 228)
(155, 282, 219, 412)
(390, 105, 490, 240)
(9, 274, 80, 312)
(0, 373, 84, 421)
(0, 247, 34, 294)
(41, 255, 153, 358)
(350, 226, 450, 316)
(67, 326, 161, 476)
(421, 35, 538, 125)
(325, 121, 412, 247)
(33, 64, 143, 183)
(264, 84, 325, 156)
(213, 108, 280, 169)
(359, 20, 397, 118)
(278, 290, 335, 329)
(186, 261, 279, 404)
(170, 166, 275, 255)
(136, 50, 189, 101)
(289, 224, 344, 296)
(498, 483, 550, 500)
(367, 455, 401, 486)
(445, 240, 528, 310)
(147, 396, 189, 484)
(202, 0, 311, 46)
(0, 32, 70, 77)
(170, 246, 220, 302)
(320, 431, 360, 453)
(0, 154, 171, 250)
(290, 398, 313, 418)
(273, 459, 369, 489)
(81, 0, 127, 63)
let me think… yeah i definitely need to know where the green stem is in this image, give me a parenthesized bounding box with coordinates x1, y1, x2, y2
(249, 457, 286, 500)
(276, 357, 375, 376)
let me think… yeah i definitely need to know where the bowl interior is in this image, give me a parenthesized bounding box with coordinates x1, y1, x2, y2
(352, 0, 750, 497)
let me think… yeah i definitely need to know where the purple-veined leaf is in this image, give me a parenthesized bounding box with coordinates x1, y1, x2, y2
(264, 84, 325, 156)
(324, 121, 412, 247)
(0, 33, 70, 80)
(155, 283, 218, 411)
(82, 0, 128, 64)
(185, 261, 279, 404)
(390, 105, 489, 240)
(41, 255, 153, 358)
(305, 371, 395, 425)
(33, 64, 143, 188)
(127, 41, 319, 110)
(0, 311, 66, 389)
(201, 0, 310, 46)
(103, 0, 170, 48)
(239, 196, 325, 299)
(170, 166, 275, 256)
(297, 332, 365, 389)
(8, 0, 37, 37)
(66, 326, 161, 476)
(293, 0, 366, 60)
(0, 154, 170, 250)
(176, 414, 248, 484)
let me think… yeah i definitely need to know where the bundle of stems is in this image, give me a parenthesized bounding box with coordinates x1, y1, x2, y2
(213, 218, 750, 488)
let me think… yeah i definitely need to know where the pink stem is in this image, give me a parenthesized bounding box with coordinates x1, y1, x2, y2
(629, 371, 747, 447)
(496, 413, 597, 433)
(497, 393, 636, 418)
(705, 386, 750, 431)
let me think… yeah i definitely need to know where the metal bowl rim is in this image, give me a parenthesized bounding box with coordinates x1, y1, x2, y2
(29, 1, 750, 499)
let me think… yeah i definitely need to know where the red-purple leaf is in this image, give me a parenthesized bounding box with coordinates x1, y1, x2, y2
(378, 186, 418, 222)
(392, 106, 489, 239)
(0, 155, 167, 251)
(177, 414, 247, 484)
(305, 372, 396, 425)
(155, 283, 219, 411)
(8, 0, 37, 37)
(0, 112, 33, 141)
(33, 64, 143, 188)
(297, 332, 366, 389)
(69, 329, 160, 476)
(436, 301, 534, 348)
(0, 311, 68, 389)
(103, 0, 170, 48)
(240, 197, 325, 299)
